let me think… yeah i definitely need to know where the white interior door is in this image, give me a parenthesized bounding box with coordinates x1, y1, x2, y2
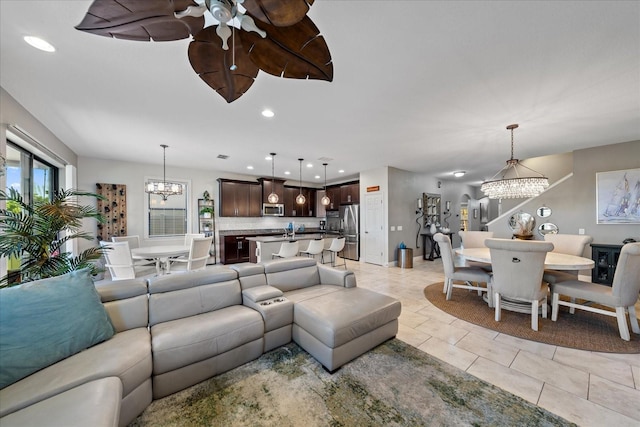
(364, 193, 384, 265)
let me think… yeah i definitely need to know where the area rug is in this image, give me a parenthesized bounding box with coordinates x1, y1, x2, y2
(129, 340, 573, 427)
(424, 282, 640, 353)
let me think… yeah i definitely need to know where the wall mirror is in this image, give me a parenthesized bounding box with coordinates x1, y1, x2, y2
(537, 206, 552, 218)
(538, 222, 559, 235)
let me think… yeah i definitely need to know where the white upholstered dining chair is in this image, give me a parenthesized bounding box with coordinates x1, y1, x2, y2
(184, 233, 205, 248)
(169, 236, 212, 272)
(100, 241, 156, 280)
(541, 233, 593, 285)
(485, 238, 554, 331)
(434, 233, 492, 304)
(550, 242, 640, 341)
(458, 230, 494, 270)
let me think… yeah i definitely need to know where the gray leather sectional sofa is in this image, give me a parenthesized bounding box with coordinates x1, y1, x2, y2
(0, 258, 400, 427)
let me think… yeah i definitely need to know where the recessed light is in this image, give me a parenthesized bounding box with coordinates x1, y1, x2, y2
(453, 171, 466, 178)
(314, 175, 320, 179)
(247, 165, 254, 170)
(284, 171, 291, 175)
(338, 169, 345, 174)
(24, 36, 55, 52)
(261, 109, 274, 118)
(265, 155, 272, 160)
(306, 163, 313, 168)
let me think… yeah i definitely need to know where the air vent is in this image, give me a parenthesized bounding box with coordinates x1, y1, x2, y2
(317, 156, 333, 162)
(217, 154, 229, 159)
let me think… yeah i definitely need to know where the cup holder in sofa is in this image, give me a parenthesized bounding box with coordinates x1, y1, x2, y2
(259, 297, 287, 306)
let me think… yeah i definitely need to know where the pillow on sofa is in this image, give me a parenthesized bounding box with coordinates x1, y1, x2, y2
(0, 269, 115, 389)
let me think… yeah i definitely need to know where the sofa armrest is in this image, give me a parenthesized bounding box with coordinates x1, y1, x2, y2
(242, 286, 284, 303)
(317, 264, 357, 288)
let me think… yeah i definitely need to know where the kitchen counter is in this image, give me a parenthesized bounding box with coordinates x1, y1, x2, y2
(246, 234, 331, 263)
(245, 234, 326, 243)
(219, 228, 324, 237)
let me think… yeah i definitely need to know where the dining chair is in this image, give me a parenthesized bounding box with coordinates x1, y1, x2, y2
(542, 234, 593, 285)
(169, 236, 213, 273)
(100, 241, 156, 281)
(458, 230, 494, 271)
(550, 242, 640, 341)
(272, 241, 300, 259)
(111, 235, 140, 249)
(485, 238, 554, 331)
(300, 238, 325, 263)
(323, 237, 346, 269)
(184, 233, 205, 248)
(434, 233, 492, 304)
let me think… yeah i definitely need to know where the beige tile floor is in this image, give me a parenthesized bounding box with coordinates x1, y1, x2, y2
(343, 256, 640, 427)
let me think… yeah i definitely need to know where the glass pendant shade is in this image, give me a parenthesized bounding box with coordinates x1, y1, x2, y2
(145, 144, 183, 201)
(321, 163, 330, 205)
(481, 124, 549, 199)
(267, 152, 279, 203)
(296, 158, 305, 205)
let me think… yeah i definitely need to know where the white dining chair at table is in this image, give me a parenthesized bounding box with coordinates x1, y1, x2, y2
(169, 236, 213, 273)
(100, 241, 156, 281)
(542, 233, 593, 285)
(111, 235, 141, 249)
(272, 241, 300, 259)
(184, 233, 205, 248)
(458, 230, 494, 270)
(300, 239, 325, 263)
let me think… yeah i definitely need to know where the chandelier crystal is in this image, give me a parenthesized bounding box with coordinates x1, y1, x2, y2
(321, 163, 330, 206)
(267, 152, 279, 203)
(481, 124, 549, 199)
(296, 158, 306, 205)
(145, 144, 183, 201)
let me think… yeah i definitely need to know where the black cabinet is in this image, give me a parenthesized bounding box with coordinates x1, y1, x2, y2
(221, 235, 250, 264)
(591, 243, 622, 286)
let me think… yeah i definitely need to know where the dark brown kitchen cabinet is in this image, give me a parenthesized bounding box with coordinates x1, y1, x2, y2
(258, 178, 285, 204)
(221, 235, 250, 264)
(284, 186, 315, 217)
(218, 179, 261, 217)
(340, 183, 359, 204)
(325, 186, 341, 210)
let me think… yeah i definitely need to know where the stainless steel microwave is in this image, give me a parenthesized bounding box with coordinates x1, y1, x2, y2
(263, 203, 284, 216)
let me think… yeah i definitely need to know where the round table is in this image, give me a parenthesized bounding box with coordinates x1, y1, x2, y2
(131, 245, 190, 273)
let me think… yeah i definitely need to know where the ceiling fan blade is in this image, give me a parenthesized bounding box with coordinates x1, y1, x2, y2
(241, 0, 314, 27)
(75, 0, 204, 41)
(188, 26, 260, 103)
(239, 15, 333, 81)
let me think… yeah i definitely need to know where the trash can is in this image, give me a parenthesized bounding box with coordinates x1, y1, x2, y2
(397, 248, 413, 268)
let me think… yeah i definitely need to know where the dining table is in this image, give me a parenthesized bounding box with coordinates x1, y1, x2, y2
(455, 247, 595, 313)
(131, 245, 190, 274)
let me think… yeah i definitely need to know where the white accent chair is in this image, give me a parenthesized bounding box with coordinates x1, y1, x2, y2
(542, 234, 593, 285)
(485, 238, 554, 331)
(550, 242, 640, 341)
(169, 236, 213, 272)
(272, 241, 300, 259)
(100, 241, 156, 281)
(300, 239, 325, 263)
(434, 233, 492, 304)
(324, 237, 346, 269)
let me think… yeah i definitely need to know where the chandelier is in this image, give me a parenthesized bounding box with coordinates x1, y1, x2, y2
(481, 124, 549, 199)
(267, 152, 279, 203)
(296, 158, 306, 205)
(321, 163, 330, 206)
(145, 144, 183, 201)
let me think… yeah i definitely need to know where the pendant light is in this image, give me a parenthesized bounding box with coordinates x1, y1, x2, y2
(296, 158, 306, 205)
(321, 163, 330, 206)
(481, 124, 549, 199)
(145, 144, 183, 201)
(267, 152, 279, 203)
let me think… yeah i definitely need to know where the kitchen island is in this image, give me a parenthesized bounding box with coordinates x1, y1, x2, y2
(246, 234, 331, 263)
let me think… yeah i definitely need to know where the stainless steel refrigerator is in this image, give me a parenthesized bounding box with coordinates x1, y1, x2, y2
(340, 204, 359, 260)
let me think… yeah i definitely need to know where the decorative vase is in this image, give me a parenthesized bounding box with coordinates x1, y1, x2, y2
(429, 223, 437, 234)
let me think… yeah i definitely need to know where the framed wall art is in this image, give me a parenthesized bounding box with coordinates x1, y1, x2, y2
(596, 168, 640, 224)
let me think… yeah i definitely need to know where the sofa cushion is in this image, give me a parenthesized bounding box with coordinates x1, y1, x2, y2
(282, 284, 344, 303)
(0, 377, 122, 427)
(0, 269, 115, 389)
(294, 288, 402, 348)
(150, 305, 264, 375)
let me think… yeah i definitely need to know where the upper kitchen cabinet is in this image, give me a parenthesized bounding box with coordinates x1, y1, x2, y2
(340, 182, 360, 204)
(284, 186, 316, 217)
(325, 186, 341, 210)
(218, 179, 262, 217)
(258, 178, 285, 204)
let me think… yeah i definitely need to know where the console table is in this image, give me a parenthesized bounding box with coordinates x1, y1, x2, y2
(421, 232, 454, 261)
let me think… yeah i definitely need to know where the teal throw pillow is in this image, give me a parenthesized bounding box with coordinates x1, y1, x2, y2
(0, 269, 115, 389)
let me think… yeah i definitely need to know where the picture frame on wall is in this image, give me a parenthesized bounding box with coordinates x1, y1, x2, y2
(596, 168, 640, 224)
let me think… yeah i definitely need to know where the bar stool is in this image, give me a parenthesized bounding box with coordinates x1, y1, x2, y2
(272, 241, 299, 259)
(324, 237, 346, 269)
(300, 238, 325, 263)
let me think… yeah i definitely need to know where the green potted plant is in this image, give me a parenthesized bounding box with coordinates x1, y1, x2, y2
(202, 190, 210, 202)
(0, 188, 106, 287)
(199, 206, 214, 218)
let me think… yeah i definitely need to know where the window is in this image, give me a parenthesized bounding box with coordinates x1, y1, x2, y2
(5, 142, 57, 204)
(146, 180, 190, 238)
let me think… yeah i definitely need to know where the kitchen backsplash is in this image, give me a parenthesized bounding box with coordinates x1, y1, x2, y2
(217, 217, 324, 231)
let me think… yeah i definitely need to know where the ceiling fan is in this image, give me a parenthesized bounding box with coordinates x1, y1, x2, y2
(76, 0, 333, 103)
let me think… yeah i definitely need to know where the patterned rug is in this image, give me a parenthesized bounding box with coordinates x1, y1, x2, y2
(424, 282, 640, 353)
(129, 339, 573, 426)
